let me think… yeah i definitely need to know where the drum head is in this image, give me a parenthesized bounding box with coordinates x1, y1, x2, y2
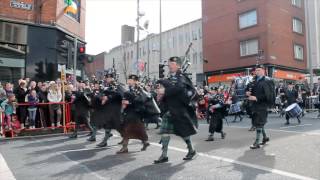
(285, 103, 297, 112)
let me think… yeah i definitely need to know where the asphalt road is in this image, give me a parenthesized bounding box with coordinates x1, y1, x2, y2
(1, 113, 320, 180)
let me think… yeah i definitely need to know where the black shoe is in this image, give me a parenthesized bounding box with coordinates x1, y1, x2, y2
(87, 136, 96, 142)
(154, 157, 169, 164)
(240, 117, 243, 121)
(183, 150, 196, 160)
(96, 141, 107, 147)
(285, 122, 290, 125)
(260, 137, 270, 145)
(141, 142, 150, 151)
(250, 143, 260, 149)
(155, 124, 160, 129)
(205, 136, 214, 141)
(221, 132, 226, 139)
(69, 133, 77, 139)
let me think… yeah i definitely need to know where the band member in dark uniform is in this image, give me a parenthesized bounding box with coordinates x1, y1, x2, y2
(117, 74, 150, 154)
(88, 73, 123, 147)
(247, 65, 270, 149)
(284, 82, 300, 125)
(245, 74, 256, 131)
(205, 87, 226, 141)
(69, 83, 94, 138)
(276, 82, 286, 117)
(155, 57, 198, 163)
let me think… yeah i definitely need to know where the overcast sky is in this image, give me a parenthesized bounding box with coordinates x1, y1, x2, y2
(85, 0, 201, 55)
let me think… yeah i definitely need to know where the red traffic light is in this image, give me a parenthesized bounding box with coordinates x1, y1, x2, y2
(78, 46, 85, 54)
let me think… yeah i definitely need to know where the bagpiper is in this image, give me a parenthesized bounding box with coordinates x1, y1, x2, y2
(155, 56, 198, 164)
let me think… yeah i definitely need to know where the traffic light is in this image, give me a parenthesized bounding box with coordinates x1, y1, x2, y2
(77, 45, 86, 63)
(159, 64, 165, 78)
(78, 46, 85, 54)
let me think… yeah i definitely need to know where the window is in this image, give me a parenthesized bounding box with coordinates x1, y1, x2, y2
(193, 52, 198, 64)
(185, 32, 190, 43)
(0, 22, 3, 40)
(294, 44, 304, 60)
(292, 0, 302, 8)
(13, 26, 19, 43)
(5, 24, 12, 42)
(239, 10, 257, 29)
(293, 18, 303, 34)
(172, 36, 175, 48)
(192, 30, 197, 40)
(199, 52, 203, 62)
(178, 34, 183, 45)
(240, 39, 258, 57)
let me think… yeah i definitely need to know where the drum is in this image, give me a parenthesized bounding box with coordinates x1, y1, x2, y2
(285, 103, 302, 118)
(229, 103, 241, 114)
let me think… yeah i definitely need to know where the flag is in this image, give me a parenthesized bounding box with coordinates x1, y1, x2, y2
(65, 0, 78, 15)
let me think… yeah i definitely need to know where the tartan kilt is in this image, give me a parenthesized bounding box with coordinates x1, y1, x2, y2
(159, 112, 175, 134)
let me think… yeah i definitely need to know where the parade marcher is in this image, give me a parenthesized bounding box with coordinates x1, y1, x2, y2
(155, 56, 198, 163)
(69, 83, 94, 139)
(247, 65, 272, 149)
(284, 82, 301, 125)
(88, 72, 123, 147)
(117, 74, 150, 154)
(205, 87, 226, 141)
(245, 73, 256, 131)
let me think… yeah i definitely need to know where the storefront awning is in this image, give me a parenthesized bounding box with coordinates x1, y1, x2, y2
(273, 69, 305, 81)
(208, 72, 245, 84)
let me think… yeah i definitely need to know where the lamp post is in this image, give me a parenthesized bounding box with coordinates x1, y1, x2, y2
(159, 0, 162, 63)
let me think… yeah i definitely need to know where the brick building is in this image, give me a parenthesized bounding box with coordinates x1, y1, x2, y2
(202, 0, 307, 84)
(0, 0, 86, 82)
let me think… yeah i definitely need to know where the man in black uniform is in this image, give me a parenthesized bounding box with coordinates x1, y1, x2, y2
(117, 74, 150, 154)
(284, 82, 300, 125)
(247, 65, 270, 149)
(88, 73, 123, 147)
(155, 56, 198, 163)
(205, 87, 226, 141)
(69, 83, 94, 138)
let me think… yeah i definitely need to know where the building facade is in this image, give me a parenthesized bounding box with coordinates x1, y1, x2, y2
(105, 19, 203, 85)
(203, 0, 307, 84)
(305, 0, 320, 81)
(0, 0, 86, 82)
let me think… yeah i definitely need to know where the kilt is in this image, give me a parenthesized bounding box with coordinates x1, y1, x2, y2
(121, 122, 148, 141)
(159, 112, 175, 134)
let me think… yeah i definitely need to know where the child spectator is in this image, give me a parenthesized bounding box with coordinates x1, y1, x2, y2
(27, 90, 39, 129)
(1, 94, 17, 130)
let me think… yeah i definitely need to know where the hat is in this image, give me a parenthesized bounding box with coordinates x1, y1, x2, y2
(105, 69, 114, 78)
(169, 56, 183, 66)
(128, 74, 139, 81)
(288, 82, 294, 85)
(254, 64, 265, 70)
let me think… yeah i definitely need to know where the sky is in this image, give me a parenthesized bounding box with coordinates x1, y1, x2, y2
(85, 0, 202, 55)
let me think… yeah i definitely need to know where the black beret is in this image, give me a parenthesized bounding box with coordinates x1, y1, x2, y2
(128, 74, 139, 81)
(254, 64, 265, 70)
(169, 56, 183, 66)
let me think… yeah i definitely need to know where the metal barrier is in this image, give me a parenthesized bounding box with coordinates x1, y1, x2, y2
(1, 102, 74, 138)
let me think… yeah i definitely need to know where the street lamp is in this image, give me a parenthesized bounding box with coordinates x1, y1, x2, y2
(138, 20, 151, 79)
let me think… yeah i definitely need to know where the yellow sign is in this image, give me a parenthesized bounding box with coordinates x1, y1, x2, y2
(60, 65, 66, 81)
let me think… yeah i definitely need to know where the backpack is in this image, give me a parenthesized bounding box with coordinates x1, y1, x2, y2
(264, 77, 276, 107)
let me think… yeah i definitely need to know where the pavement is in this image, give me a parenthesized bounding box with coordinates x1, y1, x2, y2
(0, 113, 320, 180)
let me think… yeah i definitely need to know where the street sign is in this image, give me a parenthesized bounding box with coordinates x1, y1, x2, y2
(60, 65, 66, 81)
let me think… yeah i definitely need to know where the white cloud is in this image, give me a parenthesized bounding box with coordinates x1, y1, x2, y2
(85, 0, 201, 55)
